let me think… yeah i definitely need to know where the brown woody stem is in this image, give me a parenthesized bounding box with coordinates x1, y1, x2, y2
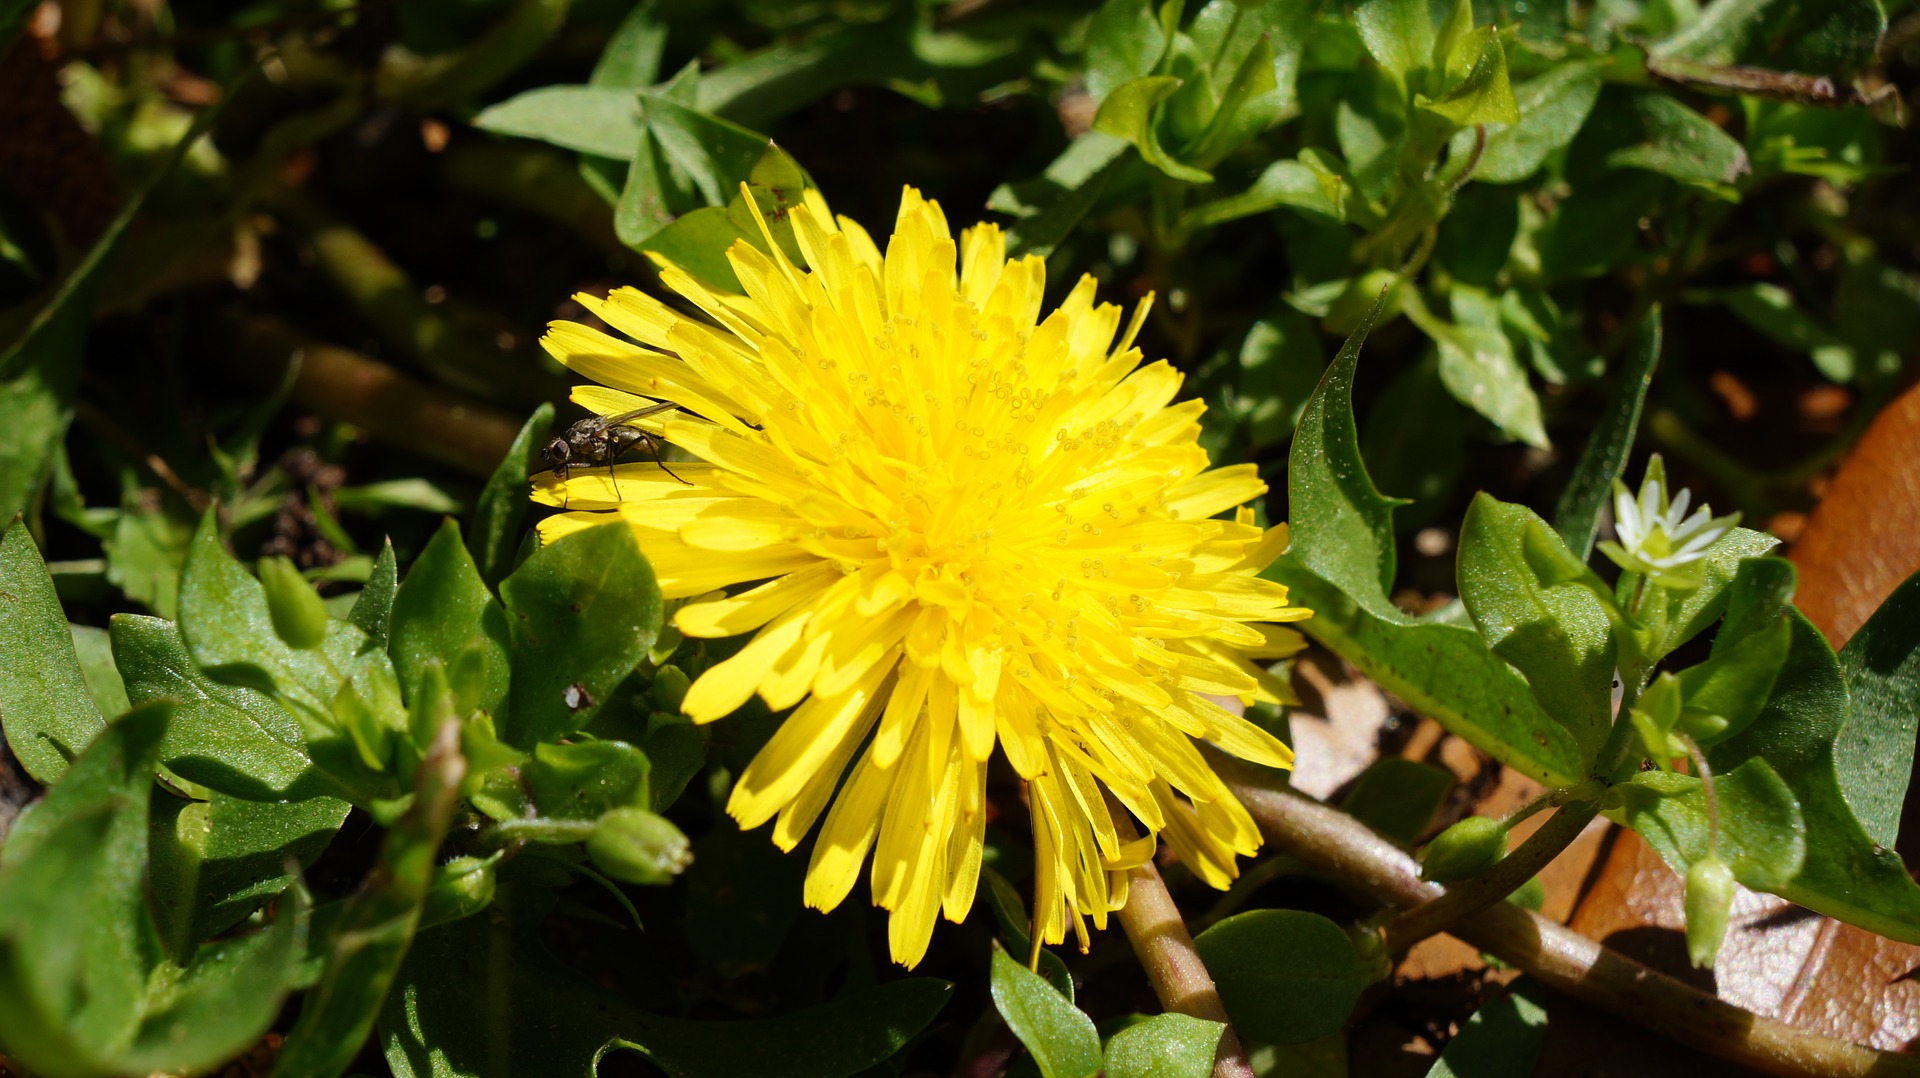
(1217, 764, 1920, 1078)
(1111, 808, 1254, 1078)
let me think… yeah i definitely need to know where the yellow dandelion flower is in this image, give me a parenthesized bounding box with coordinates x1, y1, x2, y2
(533, 185, 1310, 968)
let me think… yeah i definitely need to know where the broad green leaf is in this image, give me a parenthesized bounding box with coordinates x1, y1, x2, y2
(1719, 283, 1856, 383)
(1093, 76, 1215, 184)
(1355, 0, 1433, 79)
(1458, 495, 1616, 761)
(1677, 560, 1794, 746)
(1712, 611, 1920, 944)
(1552, 309, 1659, 558)
(349, 540, 399, 651)
(590, 0, 666, 89)
(1193, 909, 1378, 1045)
(1417, 28, 1519, 127)
(1473, 61, 1604, 184)
(525, 739, 650, 820)
(1535, 169, 1668, 283)
(1652, 527, 1782, 660)
(1610, 757, 1805, 891)
(391, 519, 511, 719)
(0, 702, 170, 1072)
(0, 517, 104, 783)
(1424, 979, 1547, 1078)
(1430, 289, 1548, 448)
(1339, 757, 1454, 845)
(102, 496, 192, 618)
(1182, 33, 1282, 168)
(640, 94, 768, 209)
(1598, 91, 1749, 186)
(177, 512, 407, 792)
(151, 791, 347, 947)
(470, 403, 554, 585)
(682, 824, 805, 977)
(111, 902, 304, 1078)
(991, 943, 1102, 1078)
(1282, 292, 1404, 610)
(499, 522, 661, 747)
(113, 613, 363, 803)
(1085, 0, 1169, 101)
(1835, 569, 1920, 849)
(1361, 355, 1466, 529)
(1103, 1012, 1223, 1078)
(1181, 156, 1345, 232)
(981, 868, 1075, 1000)
(272, 724, 465, 1078)
(474, 86, 643, 159)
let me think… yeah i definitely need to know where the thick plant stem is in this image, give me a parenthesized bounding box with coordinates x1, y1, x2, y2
(1111, 808, 1255, 1078)
(1218, 765, 1920, 1078)
(1384, 800, 1599, 951)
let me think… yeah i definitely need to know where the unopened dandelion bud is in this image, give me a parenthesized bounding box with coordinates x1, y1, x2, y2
(1420, 816, 1507, 882)
(587, 807, 692, 886)
(258, 555, 329, 650)
(1685, 853, 1735, 969)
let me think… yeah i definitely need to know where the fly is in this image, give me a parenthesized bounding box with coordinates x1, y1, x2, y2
(540, 402, 691, 505)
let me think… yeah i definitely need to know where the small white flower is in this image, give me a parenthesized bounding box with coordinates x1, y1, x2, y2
(1597, 455, 1739, 589)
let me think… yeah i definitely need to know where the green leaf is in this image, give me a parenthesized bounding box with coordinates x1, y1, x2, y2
(641, 94, 770, 209)
(1093, 76, 1215, 184)
(1193, 909, 1378, 1045)
(177, 512, 407, 790)
(272, 723, 465, 1078)
(1835, 569, 1920, 849)
(1473, 61, 1604, 184)
(1424, 979, 1547, 1078)
(0, 517, 104, 783)
(113, 613, 362, 803)
(349, 540, 398, 651)
(1361, 355, 1466, 529)
(1103, 1012, 1223, 1078)
(1652, 528, 1782, 660)
(525, 739, 651, 821)
(1085, 0, 1170, 101)
(991, 943, 1102, 1078)
(102, 495, 192, 618)
(1282, 292, 1405, 611)
(150, 791, 347, 947)
(474, 85, 644, 159)
(982, 868, 1075, 999)
(1712, 610, 1920, 944)
(1417, 28, 1519, 127)
(1718, 283, 1856, 382)
(590, 0, 666, 89)
(1429, 289, 1548, 449)
(1610, 757, 1805, 892)
(1676, 560, 1794, 746)
(1355, 0, 1434, 79)
(1597, 90, 1750, 186)
(682, 824, 805, 978)
(1339, 757, 1454, 845)
(391, 519, 511, 720)
(1552, 309, 1659, 558)
(470, 403, 554, 585)
(0, 703, 170, 1072)
(1458, 495, 1617, 762)
(498, 522, 661, 747)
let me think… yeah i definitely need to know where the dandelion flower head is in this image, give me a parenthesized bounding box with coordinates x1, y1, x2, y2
(534, 185, 1309, 967)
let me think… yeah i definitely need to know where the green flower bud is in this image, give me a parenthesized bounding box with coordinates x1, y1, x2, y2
(258, 555, 329, 650)
(587, 807, 692, 886)
(1684, 853, 1735, 969)
(1419, 816, 1507, 882)
(652, 664, 692, 713)
(420, 855, 498, 930)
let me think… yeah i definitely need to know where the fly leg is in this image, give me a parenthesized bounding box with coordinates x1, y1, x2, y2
(646, 434, 692, 486)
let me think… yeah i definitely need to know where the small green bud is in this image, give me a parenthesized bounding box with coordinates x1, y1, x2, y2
(587, 807, 692, 885)
(652, 664, 691, 713)
(420, 855, 498, 930)
(1684, 853, 1735, 969)
(258, 556, 330, 649)
(1419, 816, 1507, 882)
